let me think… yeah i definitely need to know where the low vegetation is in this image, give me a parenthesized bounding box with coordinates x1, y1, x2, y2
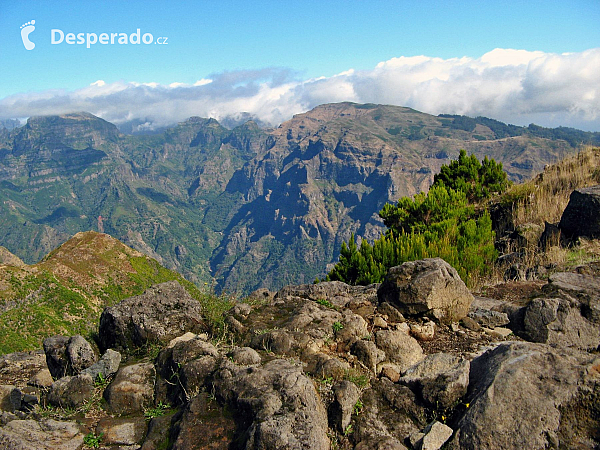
(327, 150, 509, 287)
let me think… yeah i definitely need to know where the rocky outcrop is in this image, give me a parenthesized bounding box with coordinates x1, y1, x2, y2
(378, 258, 474, 323)
(452, 341, 599, 449)
(98, 281, 205, 352)
(2, 260, 600, 449)
(559, 185, 600, 240)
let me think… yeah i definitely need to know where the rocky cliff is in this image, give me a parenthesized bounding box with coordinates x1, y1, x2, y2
(0, 104, 596, 294)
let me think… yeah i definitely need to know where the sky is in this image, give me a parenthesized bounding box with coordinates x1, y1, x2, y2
(1, 0, 599, 131)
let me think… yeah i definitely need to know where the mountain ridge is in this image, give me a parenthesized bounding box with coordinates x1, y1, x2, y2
(0, 102, 597, 293)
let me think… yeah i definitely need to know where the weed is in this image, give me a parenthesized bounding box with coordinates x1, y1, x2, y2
(316, 298, 334, 308)
(345, 370, 370, 389)
(144, 401, 171, 421)
(353, 399, 364, 416)
(343, 424, 354, 436)
(83, 432, 103, 448)
(332, 321, 344, 333)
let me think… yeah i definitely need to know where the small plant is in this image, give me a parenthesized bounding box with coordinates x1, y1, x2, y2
(316, 298, 334, 308)
(353, 399, 363, 416)
(320, 376, 334, 385)
(94, 372, 109, 388)
(332, 321, 344, 333)
(345, 370, 370, 388)
(144, 401, 171, 421)
(83, 432, 103, 448)
(343, 424, 354, 436)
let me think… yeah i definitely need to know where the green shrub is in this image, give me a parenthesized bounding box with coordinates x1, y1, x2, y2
(327, 151, 507, 287)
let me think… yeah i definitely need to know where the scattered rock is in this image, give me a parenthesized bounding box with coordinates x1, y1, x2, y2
(43, 335, 97, 379)
(141, 414, 173, 450)
(66, 335, 97, 374)
(373, 316, 388, 328)
(0, 418, 84, 450)
(329, 380, 360, 433)
(467, 307, 509, 328)
(169, 392, 236, 449)
(98, 281, 205, 353)
(410, 321, 436, 341)
(378, 258, 473, 323)
(559, 185, 600, 240)
(482, 327, 513, 339)
(229, 347, 261, 365)
(352, 339, 386, 373)
(415, 421, 453, 450)
(523, 297, 598, 349)
(375, 329, 424, 374)
(460, 317, 481, 331)
(400, 353, 470, 408)
(539, 221, 562, 250)
(354, 378, 426, 449)
(42, 335, 70, 379)
(543, 271, 600, 324)
(105, 362, 156, 414)
(47, 373, 94, 409)
(96, 416, 147, 446)
(81, 349, 121, 382)
(377, 302, 406, 323)
(381, 366, 400, 383)
(0, 386, 21, 413)
(27, 369, 53, 388)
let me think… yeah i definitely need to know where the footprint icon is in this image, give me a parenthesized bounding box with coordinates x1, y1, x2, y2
(20, 20, 35, 50)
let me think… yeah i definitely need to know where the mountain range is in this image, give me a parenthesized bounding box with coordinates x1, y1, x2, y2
(1, 102, 599, 294)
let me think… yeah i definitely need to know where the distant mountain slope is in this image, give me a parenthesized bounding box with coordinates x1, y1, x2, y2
(0, 103, 597, 294)
(0, 231, 198, 353)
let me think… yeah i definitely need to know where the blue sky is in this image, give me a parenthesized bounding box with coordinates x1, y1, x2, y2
(1, 0, 599, 130)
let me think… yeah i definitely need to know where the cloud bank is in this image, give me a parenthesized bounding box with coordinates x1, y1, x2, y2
(1, 48, 599, 131)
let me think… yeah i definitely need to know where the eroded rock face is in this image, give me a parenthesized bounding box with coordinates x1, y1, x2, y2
(559, 185, 600, 240)
(212, 358, 329, 450)
(98, 281, 205, 352)
(452, 341, 599, 449)
(378, 258, 474, 323)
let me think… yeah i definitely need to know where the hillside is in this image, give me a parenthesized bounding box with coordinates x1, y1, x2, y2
(0, 231, 201, 353)
(0, 103, 598, 294)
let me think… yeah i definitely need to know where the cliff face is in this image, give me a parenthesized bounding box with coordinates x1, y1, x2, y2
(0, 104, 588, 293)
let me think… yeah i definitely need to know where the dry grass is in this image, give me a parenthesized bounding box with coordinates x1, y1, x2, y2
(480, 147, 600, 288)
(503, 146, 600, 228)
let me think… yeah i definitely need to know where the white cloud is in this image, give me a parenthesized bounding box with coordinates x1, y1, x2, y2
(1, 48, 599, 131)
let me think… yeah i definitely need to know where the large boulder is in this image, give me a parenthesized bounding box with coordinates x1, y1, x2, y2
(43, 335, 97, 379)
(98, 281, 205, 352)
(211, 358, 330, 449)
(559, 185, 600, 240)
(378, 258, 473, 323)
(452, 341, 600, 449)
